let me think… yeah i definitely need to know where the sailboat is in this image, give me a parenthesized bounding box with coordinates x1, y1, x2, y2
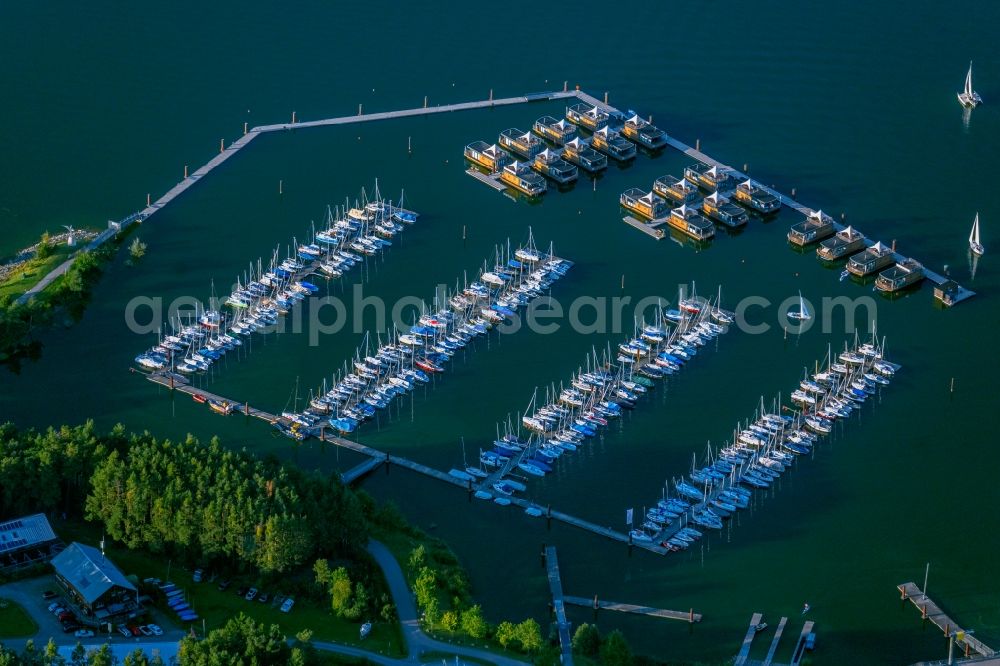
(957, 61, 983, 108)
(788, 291, 811, 321)
(969, 212, 984, 255)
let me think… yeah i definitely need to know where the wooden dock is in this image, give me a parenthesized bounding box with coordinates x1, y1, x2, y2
(563, 596, 700, 623)
(573, 91, 976, 306)
(146, 371, 279, 422)
(789, 620, 815, 666)
(735, 612, 764, 666)
(466, 168, 507, 192)
(762, 617, 788, 666)
(622, 215, 665, 239)
(544, 547, 574, 666)
(899, 582, 996, 658)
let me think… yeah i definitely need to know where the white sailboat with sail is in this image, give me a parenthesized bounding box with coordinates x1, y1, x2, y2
(968, 212, 985, 255)
(788, 291, 811, 321)
(957, 61, 983, 108)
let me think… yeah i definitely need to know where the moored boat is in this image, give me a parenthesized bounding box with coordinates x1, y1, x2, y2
(788, 209, 835, 246)
(817, 226, 866, 261)
(733, 179, 781, 214)
(590, 127, 636, 161)
(620, 188, 668, 220)
(875, 257, 924, 293)
(499, 161, 547, 196)
(701, 191, 749, 228)
(683, 163, 730, 191)
(532, 148, 578, 184)
(653, 174, 700, 205)
(532, 116, 577, 145)
(562, 137, 608, 172)
(846, 241, 895, 277)
(621, 114, 667, 149)
(667, 204, 715, 241)
(464, 141, 511, 173)
(499, 128, 545, 160)
(565, 102, 609, 131)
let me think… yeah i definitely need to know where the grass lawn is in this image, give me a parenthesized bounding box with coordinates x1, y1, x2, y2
(0, 597, 39, 638)
(53, 520, 405, 657)
(0, 244, 75, 301)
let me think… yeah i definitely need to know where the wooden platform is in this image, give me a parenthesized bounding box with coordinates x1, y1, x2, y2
(763, 617, 788, 666)
(735, 612, 764, 665)
(563, 596, 700, 623)
(899, 582, 996, 658)
(465, 168, 507, 192)
(623, 215, 665, 239)
(544, 547, 574, 666)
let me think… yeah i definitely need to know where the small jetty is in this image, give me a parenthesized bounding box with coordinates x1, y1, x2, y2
(763, 617, 788, 666)
(544, 547, 574, 666)
(735, 613, 765, 666)
(563, 596, 701, 623)
(622, 215, 666, 239)
(465, 167, 506, 191)
(898, 582, 996, 659)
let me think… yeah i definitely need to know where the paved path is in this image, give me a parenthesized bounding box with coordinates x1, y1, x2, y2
(366, 540, 529, 666)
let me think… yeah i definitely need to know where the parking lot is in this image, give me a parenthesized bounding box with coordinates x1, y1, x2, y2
(0, 575, 184, 650)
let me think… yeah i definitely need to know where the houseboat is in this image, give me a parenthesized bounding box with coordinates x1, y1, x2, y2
(934, 280, 961, 307)
(788, 210, 835, 246)
(464, 141, 510, 173)
(620, 188, 668, 220)
(701, 191, 749, 229)
(562, 137, 608, 172)
(532, 149, 578, 184)
(817, 226, 866, 261)
(683, 163, 730, 191)
(591, 127, 636, 162)
(499, 128, 545, 160)
(733, 180, 781, 214)
(846, 241, 895, 277)
(499, 161, 547, 197)
(621, 115, 667, 150)
(875, 258, 925, 293)
(565, 103, 609, 132)
(653, 175, 700, 205)
(667, 204, 715, 241)
(532, 116, 577, 145)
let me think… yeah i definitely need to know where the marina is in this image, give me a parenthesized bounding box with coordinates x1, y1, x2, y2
(626, 334, 901, 550)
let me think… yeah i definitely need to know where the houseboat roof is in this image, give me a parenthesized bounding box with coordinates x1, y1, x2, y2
(467, 141, 504, 158)
(536, 148, 559, 162)
(705, 191, 728, 204)
(500, 128, 534, 141)
(836, 225, 864, 240)
(565, 137, 588, 149)
(852, 241, 893, 261)
(881, 258, 923, 280)
(808, 209, 833, 223)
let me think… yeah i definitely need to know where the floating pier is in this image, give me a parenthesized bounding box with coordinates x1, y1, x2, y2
(763, 617, 788, 666)
(544, 547, 574, 666)
(465, 167, 507, 191)
(898, 582, 996, 659)
(622, 215, 666, 239)
(735, 612, 764, 665)
(789, 621, 815, 666)
(563, 596, 700, 623)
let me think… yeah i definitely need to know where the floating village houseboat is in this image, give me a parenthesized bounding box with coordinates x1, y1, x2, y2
(733, 179, 782, 214)
(788, 209, 835, 246)
(532, 116, 577, 145)
(562, 137, 608, 172)
(817, 225, 866, 261)
(934, 280, 962, 307)
(684, 163, 730, 191)
(621, 114, 667, 150)
(875, 257, 925, 293)
(591, 126, 636, 161)
(701, 191, 749, 228)
(847, 241, 895, 277)
(499, 128, 545, 160)
(500, 160, 547, 196)
(620, 188, 668, 220)
(653, 174, 700, 205)
(464, 141, 510, 173)
(667, 204, 715, 241)
(565, 103, 609, 132)
(532, 148, 578, 184)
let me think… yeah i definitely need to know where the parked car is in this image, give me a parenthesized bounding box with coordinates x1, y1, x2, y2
(61, 622, 81, 634)
(280, 597, 295, 613)
(74, 629, 95, 638)
(244, 587, 258, 601)
(118, 625, 131, 638)
(217, 579, 231, 591)
(271, 594, 284, 608)
(127, 625, 141, 637)
(236, 586, 248, 597)
(142, 577, 161, 586)
(58, 611, 74, 622)
(138, 625, 153, 637)
(47, 602, 62, 613)
(192, 569, 203, 583)
(42, 590, 59, 600)
(257, 592, 269, 604)
(147, 624, 163, 636)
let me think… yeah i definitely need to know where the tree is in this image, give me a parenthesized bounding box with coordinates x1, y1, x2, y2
(423, 597, 440, 626)
(495, 621, 518, 649)
(516, 619, 543, 653)
(37, 232, 53, 260)
(572, 623, 602, 656)
(129, 238, 147, 261)
(600, 630, 632, 666)
(413, 566, 437, 609)
(460, 605, 489, 639)
(408, 545, 427, 575)
(123, 648, 151, 666)
(43, 638, 66, 666)
(440, 610, 460, 632)
(179, 613, 293, 665)
(329, 567, 353, 617)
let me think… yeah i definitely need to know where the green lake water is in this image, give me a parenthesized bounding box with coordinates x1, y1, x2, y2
(2, 1, 999, 663)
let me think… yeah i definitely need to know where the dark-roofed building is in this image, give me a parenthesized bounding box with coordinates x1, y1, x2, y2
(51, 542, 140, 622)
(0, 513, 62, 573)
